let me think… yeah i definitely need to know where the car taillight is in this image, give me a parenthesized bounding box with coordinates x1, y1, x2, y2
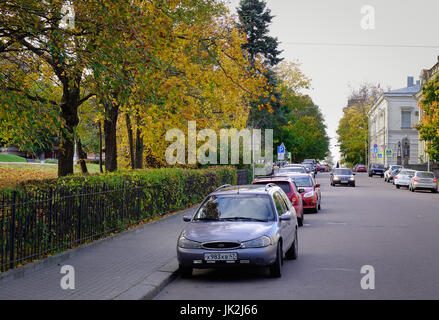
(394, 176, 398, 180)
(414, 177, 419, 182)
(290, 196, 296, 204)
(434, 178, 437, 183)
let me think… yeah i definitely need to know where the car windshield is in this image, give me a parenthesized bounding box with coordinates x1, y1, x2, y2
(417, 172, 435, 178)
(372, 164, 384, 168)
(279, 167, 306, 174)
(193, 195, 275, 221)
(399, 170, 415, 175)
(334, 169, 352, 175)
(290, 176, 313, 187)
(253, 181, 292, 194)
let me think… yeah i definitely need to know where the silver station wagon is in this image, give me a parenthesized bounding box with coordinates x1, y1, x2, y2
(409, 171, 438, 193)
(177, 184, 299, 278)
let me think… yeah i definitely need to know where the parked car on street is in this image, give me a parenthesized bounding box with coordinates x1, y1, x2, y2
(330, 168, 356, 187)
(384, 165, 403, 182)
(177, 184, 298, 278)
(302, 163, 316, 178)
(277, 166, 307, 175)
(252, 176, 304, 226)
(368, 163, 385, 177)
(302, 159, 318, 173)
(287, 173, 321, 213)
(409, 171, 438, 193)
(353, 164, 367, 172)
(394, 169, 416, 189)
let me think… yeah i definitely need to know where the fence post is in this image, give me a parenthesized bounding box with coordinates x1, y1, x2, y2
(9, 190, 17, 269)
(77, 188, 82, 243)
(48, 188, 53, 247)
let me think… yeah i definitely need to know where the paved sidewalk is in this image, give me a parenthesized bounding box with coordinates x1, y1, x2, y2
(0, 206, 197, 300)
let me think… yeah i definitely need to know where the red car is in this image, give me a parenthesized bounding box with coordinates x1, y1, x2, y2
(252, 176, 305, 226)
(285, 173, 321, 213)
(354, 164, 367, 172)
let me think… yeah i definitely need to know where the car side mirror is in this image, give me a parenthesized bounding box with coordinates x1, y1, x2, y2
(353, 173, 356, 175)
(298, 188, 305, 193)
(183, 215, 192, 222)
(279, 213, 291, 221)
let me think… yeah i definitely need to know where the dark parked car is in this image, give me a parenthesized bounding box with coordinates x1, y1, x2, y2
(177, 184, 298, 278)
(369, 163, 385, 177)
(252, 176, 305, 226)
(330, 168, 355, 187)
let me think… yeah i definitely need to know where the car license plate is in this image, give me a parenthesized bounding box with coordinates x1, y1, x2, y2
(204, 252, 237, 261)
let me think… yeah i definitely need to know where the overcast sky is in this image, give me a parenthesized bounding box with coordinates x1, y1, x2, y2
(226, 0, 439, 162)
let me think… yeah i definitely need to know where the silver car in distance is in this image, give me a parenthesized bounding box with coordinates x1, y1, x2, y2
(177, 184, 299, 278)
(409, 171, 438, 193)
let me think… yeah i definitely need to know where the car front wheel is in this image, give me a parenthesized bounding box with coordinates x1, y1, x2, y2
(269, 243, 282, 278)
(179, 265, 193, 278)
(285, 231, 298, 260)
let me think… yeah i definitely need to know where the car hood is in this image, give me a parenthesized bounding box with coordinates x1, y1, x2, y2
(299, 186, 315, 193)
(182, 221, 276, 243)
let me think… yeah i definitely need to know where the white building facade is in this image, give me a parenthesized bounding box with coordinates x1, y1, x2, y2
(368, 77, 421, 167)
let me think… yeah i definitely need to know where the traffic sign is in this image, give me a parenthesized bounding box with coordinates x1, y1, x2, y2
(385, 149, 393, 157)
(277, 145, 285, 154)
(373, 147, 378, 154)
(377, 153, 383, 159)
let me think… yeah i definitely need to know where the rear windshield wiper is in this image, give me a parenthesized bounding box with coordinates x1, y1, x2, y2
(219, 217, 269, 222)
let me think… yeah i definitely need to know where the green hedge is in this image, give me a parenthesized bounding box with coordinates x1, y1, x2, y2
(0, 166, 237, 271)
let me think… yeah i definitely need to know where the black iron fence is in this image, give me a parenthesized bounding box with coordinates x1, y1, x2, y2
(0, 176, 220, 272)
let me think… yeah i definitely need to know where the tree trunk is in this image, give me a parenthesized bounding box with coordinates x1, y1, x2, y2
(76, 138, 88, 174)
(135, 115, 143, 169)
(104, 101, 119, 172)
(99, 121, 103, 173)
(58, 85, 80, 177)
(58, 126, 75, 176)
(125, 113, 135, 169)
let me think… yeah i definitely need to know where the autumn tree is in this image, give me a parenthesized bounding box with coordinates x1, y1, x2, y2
(417, 74, 439, 162)
(337, 83, 383, 166)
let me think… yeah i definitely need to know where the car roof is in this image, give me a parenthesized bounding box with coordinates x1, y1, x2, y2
(210, 184, 281, 196)
(253, 176, 294, 182)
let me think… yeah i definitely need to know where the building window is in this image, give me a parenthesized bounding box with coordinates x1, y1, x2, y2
(401, 111, 411, 128)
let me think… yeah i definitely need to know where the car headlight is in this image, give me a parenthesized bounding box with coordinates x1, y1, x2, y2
(349, 176, 355, 181)
(333, 176, 340, 181)
(241, 236, 272, 248)
(178, 236, 202, 249)
(303, 191, 315, 198)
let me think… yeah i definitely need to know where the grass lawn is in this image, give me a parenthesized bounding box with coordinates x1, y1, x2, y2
(0, 154, 27, 162)
(0, 162, 104, 190)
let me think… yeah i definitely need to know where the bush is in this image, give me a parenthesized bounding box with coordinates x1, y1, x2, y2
(0, 166, 237, 271)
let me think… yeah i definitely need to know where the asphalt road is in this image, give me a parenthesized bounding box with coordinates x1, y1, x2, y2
(155, 172, 439, 300)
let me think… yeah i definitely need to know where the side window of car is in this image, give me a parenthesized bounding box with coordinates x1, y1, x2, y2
(279, 191, 292, 210)
(273, 192, 287, 216)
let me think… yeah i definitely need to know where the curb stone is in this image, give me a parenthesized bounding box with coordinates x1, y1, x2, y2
(112, 258, 179, 300)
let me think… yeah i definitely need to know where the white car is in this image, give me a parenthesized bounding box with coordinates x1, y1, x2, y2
(394, 169, 415, 189)
(384, 165, 403, 182)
